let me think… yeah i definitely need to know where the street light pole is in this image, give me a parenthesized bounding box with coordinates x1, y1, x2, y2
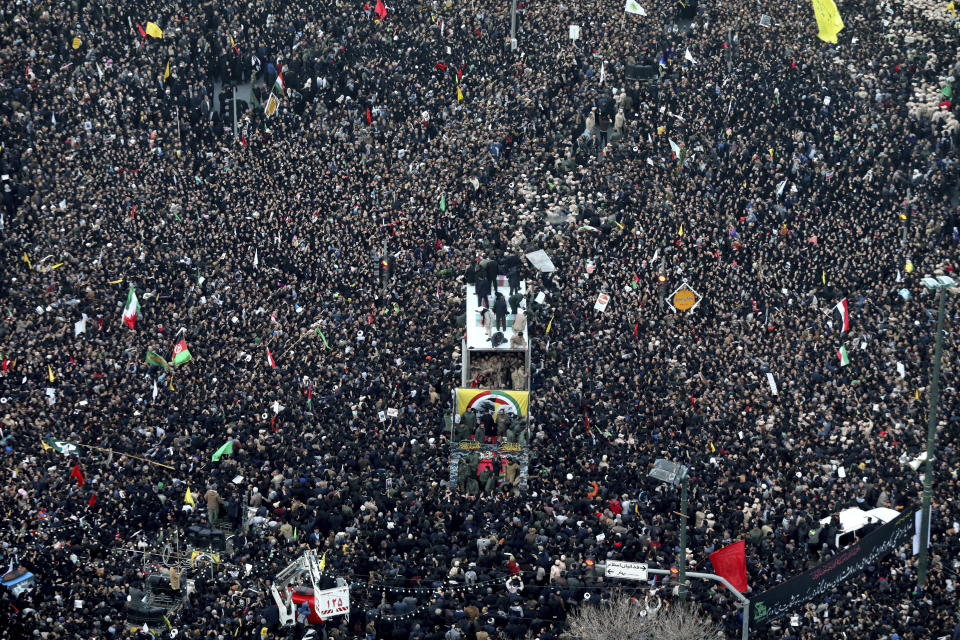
(678, 473, 688, 602)
(917, 279, 951, 588)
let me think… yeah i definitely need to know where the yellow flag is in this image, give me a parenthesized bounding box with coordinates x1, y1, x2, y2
(184, 487, 196, 506)
(457, 86, 463, 102)
(48, 365, 55, 382)
(811, 0, 844, 43)
(163, 60, 170, 82)
(40, 437, 52, 451)
(822, 270, 826, 285)
(678, 223, 684, 237)
(319, 551, 327, 572)
(657, 125, 666, 135)
(709, 442, 716, 453)
(145, 22, 163, 38)
(949, 1, 957, 17)
(51, 263, 63, 270)
(546, 315, 554, 334)
(108, 279, 123, 284)
(916, 388, 920, 400)
(169, 376, 175, 391)
(23, 252, 31, 269)
(72, 37, 82, 50)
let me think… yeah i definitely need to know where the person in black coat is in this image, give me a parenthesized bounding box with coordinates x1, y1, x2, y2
(493, 293, 508, 332)
(508, 267, 521, 296)
(486, 257, 500, 293)
(476, 276, 491, 307)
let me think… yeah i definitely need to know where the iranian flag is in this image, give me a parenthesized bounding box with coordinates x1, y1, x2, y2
(273, 70, 284, 95)
(838, 345, 850, 366)
(122, 285, 140, 329)
(835, 298, 850, 332)
(172, 339, 192, 365)
(266, 347, 276, 369)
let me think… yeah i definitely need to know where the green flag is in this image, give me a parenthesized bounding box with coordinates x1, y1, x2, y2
(316, 329, 329, 349)
(439, 194, 446, 211)
(145, 350, 171, 371)
(838, 345, 850, 367)
(212, 440, 234, 462)
(943, 84, 953, 100)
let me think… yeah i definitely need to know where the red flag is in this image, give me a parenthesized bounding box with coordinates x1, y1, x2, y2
(709, 540, 747, 593)
(307, 383, 312, 401)
(137, 23, 146, 39)
(241, 134, 247, 147)
(835, 298, 850, 332)
(633, 322, 639, 338)
(88, 493, 97, 507)
(374, 0, 387, 19)
(130, 204, 136, 219)
(366, 107, 372, 124)
(266, 348, 276, 369)
(434, 62, 447, 71)
(70, 463, 85, 486)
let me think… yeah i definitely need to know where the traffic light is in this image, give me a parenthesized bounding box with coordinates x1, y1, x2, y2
(379, 255, 394, 286)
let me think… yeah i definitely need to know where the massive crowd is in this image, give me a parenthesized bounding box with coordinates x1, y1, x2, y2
(2, 0, 960, 638)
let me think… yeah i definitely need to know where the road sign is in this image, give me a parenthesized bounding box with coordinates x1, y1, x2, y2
(314, 585, 350, 619)
(604, 560, 649, 581)
(668, 282, 701, 313)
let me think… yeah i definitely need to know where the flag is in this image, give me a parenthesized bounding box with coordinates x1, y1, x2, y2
(273, 70, 284, 95)
(821, 270, 826, 285)
(374, 0, 388, 19)
(546, 315, 554, 334)
(71, 462, 85, 486)
(145, 350, 170, 371)
(669, 139, 682, 156)
(838, 345, 850, 366)
(88, 493, 97, 507)
(776, 179, 787, 196)
(145, 22, 163, 38)
(678, 223, 684, 237)
(163, 60, 170, 82)
(152, 379, 158, 400)
(439, 194, 447, 211)
(212, 440, 234, 462)
(266, 348, 276, 369)
(23, 252, 31, 269)
(172, 339, 192, 365)
(457, 86, 463, 102)
(319, 551, 327, 572)
(253, 248, 259, 268)
(835, 298, 850, 332)
(316, 329, 329, 350)
(811, 0, 844, 43)
(624, 0, 647, 14)
(74, 314, 88, 336)
(709, 541, 747, 593)
(366, 107, 372, 124)
(684, 48, 697, 64)
(264, 93, 279, 117)
(943, 84, 953, 100)
(122, 285, 140, 329)
(599, 61, 606, 85)
(48, 365, 55, 382)
(184, 487, 196, 507)
(137, 23, 147, 39)
(948, 1, 957, 17)
(41, 437, 52, 451)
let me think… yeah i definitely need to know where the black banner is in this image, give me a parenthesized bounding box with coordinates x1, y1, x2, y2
(750, 509, 916, 626)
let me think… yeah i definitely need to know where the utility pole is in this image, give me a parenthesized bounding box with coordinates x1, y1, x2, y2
(678, 473, 689, 602)
(232, 86, 239, 141)
(509, 0, 518, 51)
(916, 275, 954, 588)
